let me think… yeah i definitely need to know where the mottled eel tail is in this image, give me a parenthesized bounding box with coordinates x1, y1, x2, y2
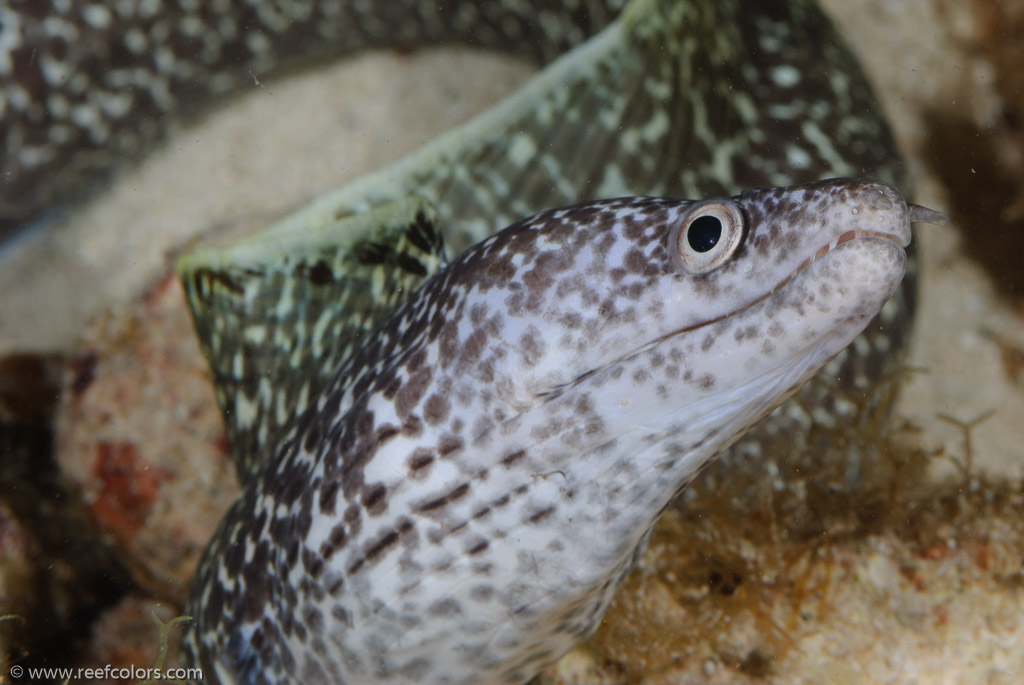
(0, 0, 625, 235)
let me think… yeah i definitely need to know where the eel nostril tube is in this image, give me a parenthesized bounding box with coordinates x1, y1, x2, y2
(908, 204, 948, 227)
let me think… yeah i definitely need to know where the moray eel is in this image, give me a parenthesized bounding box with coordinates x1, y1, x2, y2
(169, 0, 915, 483)
(182, 179, 943, 684)
(3, 0, 932, 682)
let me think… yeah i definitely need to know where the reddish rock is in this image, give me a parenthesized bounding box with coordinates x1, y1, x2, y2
(57, 274, 239, 601)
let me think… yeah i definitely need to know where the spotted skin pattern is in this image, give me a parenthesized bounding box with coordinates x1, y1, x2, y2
(6, 1, 913, 471)
(3, 0, 923, 682)
(179, 198, 450, 480)
(167, 0, 914, 494)
(0, 0, 899, 246)
(2, 0, 626, 233)
(184, 179, 917, 684)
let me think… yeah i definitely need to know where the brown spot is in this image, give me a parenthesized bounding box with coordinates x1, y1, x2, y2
(408, 448, 435, 477)
(521, 264, 554, 293)
(529, 420, 556, 442)
(354, 409, 375, 440)
(470, 584, 494, 601)
(733, 324, 759, 342)
(474, 358, 495, 383)
(303, 606, 326, 636)
(302, 259, 336, 286)
(472, 415, 494, 445)
(468, 302, 486, 325)
(437, 320, 459, 367)
(203, 582, 225, 629)
(327, 523, 347, 550)
(623, 247, 656, 276)
(416, 482, 471, 512)
(331, 605, 351, 627)
(558, 311, 582, 329)
(303, 419, 324, 454)
(438, 434, 463, 457)
(365, 529, 399, 561)
(394, 367, 432, 419)
(402, 415, 423, 437)
(301, 548, 324, 579)
(326, 574, 345, 596)
(461, 327, 489, 365)
(380, 373, 402, 400)
(361, 484, 388, 516)
(224, 536, 245, 577)
(297, 491, 314, 538)
(501, 450, 526, 467)
(518, 326, 546, 366)
(239, 542, 271, 622)
(528, 506, 556, 524)
(423, 393, 451, 425)
(375, 423, 400, 445)
(406, 348, 427, 372)
(429, 598, 462, 617)
(481, 253, 517, 288)
(343, 504, 362, 538)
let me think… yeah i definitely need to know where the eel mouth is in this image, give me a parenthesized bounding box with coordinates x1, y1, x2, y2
(812, 228, 908, 259)
(796, 227, 906, 288)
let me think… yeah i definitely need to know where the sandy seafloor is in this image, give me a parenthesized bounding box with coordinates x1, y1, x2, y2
(1, 0, 1023, 682)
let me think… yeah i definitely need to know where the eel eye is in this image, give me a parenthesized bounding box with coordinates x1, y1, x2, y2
(668, 200, 745, 275)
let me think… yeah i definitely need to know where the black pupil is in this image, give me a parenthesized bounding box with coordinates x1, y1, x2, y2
(687, 215, 723, 253)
